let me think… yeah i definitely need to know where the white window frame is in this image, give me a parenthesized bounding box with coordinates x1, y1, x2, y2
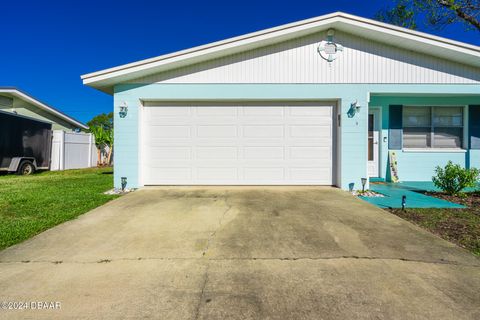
(402, 105, 467, 151)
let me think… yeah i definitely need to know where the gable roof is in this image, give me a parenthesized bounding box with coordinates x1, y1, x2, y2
(81, 12, 480, 94)
(0, 87, 88, 130)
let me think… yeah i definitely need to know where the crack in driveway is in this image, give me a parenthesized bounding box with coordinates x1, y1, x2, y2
(195, 192, 232, 319)
(1, 255, 478, 267)
(193, 263, 210, 320)
(202, 194, 233, 257)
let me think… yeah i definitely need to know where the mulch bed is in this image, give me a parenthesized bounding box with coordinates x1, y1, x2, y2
(386, 192, 480, 256)
(425, 192, 480, 214)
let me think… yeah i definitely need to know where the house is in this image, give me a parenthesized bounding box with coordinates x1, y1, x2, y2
(0, 87, 88, 131)
(0, 87, 96, 172)
(81, 12, 480, 190)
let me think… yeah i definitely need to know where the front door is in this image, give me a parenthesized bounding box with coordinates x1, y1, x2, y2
(368, 110, 380, 177)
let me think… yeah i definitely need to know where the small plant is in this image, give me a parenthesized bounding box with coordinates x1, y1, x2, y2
(432, 161, 479, 196)
(354, 189, 369, 196)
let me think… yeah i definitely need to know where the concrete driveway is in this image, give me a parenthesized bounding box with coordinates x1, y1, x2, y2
(0, 187, 479, 319)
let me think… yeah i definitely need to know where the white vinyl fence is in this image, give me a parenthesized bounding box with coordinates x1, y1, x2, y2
(50, 130, 97, 171)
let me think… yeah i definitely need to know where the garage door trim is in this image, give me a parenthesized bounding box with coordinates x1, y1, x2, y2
(139, 101, 339, 186)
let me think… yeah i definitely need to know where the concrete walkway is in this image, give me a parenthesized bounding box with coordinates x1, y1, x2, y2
(362, 182, 465, 208)
(0, 187, 479, 319)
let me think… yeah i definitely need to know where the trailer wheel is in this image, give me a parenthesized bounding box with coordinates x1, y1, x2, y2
(17, 161, 35, 175)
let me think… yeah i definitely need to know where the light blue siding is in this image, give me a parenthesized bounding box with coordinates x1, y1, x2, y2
(395, 152, 467, 181)
(113, 83, 480, 190)
(470, 150, 480, 170)
(113, 92, 140, 189)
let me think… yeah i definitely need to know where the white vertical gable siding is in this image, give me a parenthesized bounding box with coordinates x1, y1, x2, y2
(130, 31, 480, 84)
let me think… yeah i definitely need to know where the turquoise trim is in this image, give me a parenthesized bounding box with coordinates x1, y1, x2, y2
(113, 83, 480, 190)
(361, 182, 466, 209)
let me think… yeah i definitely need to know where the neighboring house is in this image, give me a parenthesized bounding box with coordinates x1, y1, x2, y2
(0, 87, 87, 131)
(0, 87, 96, 171)
(81, 12, 480, 190)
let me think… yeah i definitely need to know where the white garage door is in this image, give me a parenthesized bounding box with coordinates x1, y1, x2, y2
(141, 103, 335, 185)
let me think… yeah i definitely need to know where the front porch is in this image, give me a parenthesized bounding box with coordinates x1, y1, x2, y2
(366, 94, 480, 193)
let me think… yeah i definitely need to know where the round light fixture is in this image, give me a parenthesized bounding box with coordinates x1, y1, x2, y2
(317, 29, 343, 62)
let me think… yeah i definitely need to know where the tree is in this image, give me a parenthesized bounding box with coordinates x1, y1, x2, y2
(87, 112, 114, 166)
(417, 0, 480, 31)
(104, 126, 114, 165)
(89, 125, 107, 166)
(374, 0, 480, 31)
(374, 2, 417, 29)
(87, 112, 113, 132)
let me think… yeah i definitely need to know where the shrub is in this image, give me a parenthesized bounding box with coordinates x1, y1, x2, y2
(432, 161, 479, 195)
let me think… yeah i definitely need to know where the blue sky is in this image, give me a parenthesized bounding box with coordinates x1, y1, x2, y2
(1, 0, 479, 124)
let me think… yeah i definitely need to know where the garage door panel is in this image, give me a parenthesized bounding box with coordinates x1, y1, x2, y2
(285, 138, 333, 146)
(243, 125, 284, 138)
(148, 167, 192, 180)
(286, 160, 332, 168)
(148, 125, 191, 138)
(244, 167, 285, 180)
(148, 147, 192, 160)
(193, 139, 239, 146)
(285, 118, 333, 126)
(146, 107, 192, 117)
(197, 126, 237, 138)
(289, 125, 332, 138)
(289, 106, 332, 117)
(142, 104, 334, 185)
(237, 119, 287, 126)
(288, 146, 331, 160)
(239, 139, 286, 146)
(244, 146, 284, 160)
(196, 147, 238, 160)
(196, 106, 237, 116)
(290, 167, 332, 181)
(242, 107, 284, 117)
(197, 167, 238, 180)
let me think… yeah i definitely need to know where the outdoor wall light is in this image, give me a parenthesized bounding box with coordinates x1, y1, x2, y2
(361, 178, 367, 192)
(121, 177, 127, 191)
(352, 100, 361, 114)
(347, 100, 362, 118)
(348, 183, 355, 192)
(119, 102, 128, 118)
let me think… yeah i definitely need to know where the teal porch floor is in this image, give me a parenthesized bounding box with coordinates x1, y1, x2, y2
(359, 181, 470, 209)
(393, 181, 479, 193)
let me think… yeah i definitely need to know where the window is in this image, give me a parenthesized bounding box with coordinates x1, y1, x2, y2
(403, 106, 464, 149)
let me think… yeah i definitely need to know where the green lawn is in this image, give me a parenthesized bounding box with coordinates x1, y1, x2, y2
(0, 167, 118, 250)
